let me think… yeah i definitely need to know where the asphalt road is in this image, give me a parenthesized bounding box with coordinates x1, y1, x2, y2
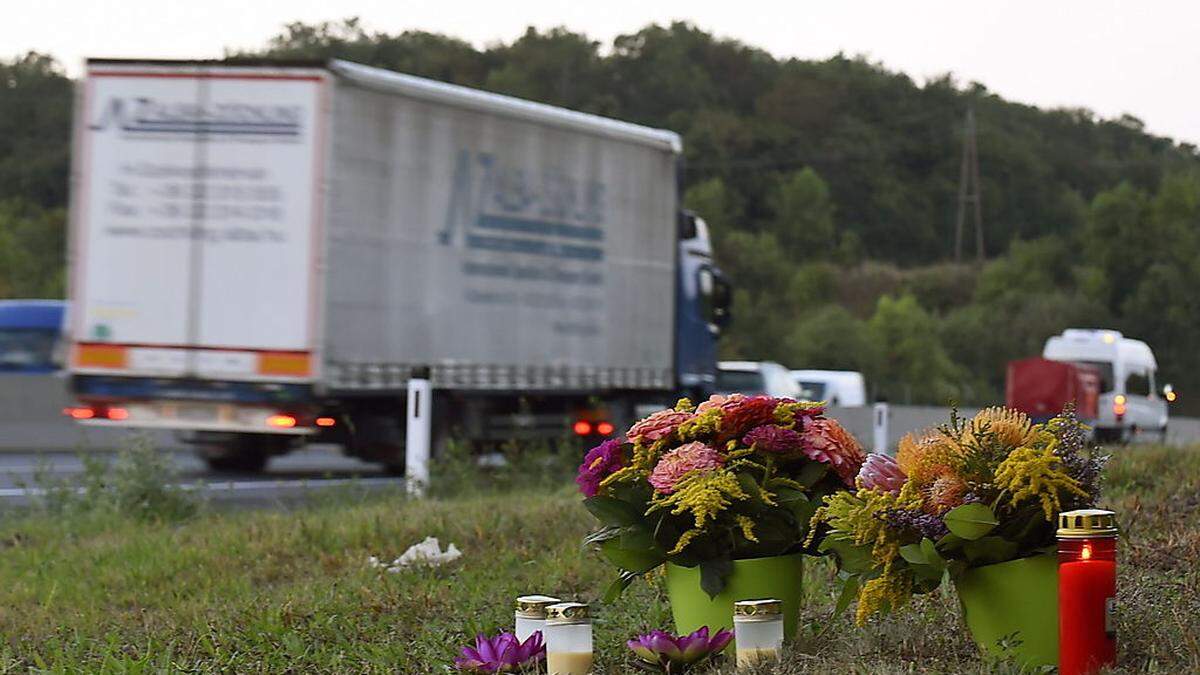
(0, 444, 404, 508)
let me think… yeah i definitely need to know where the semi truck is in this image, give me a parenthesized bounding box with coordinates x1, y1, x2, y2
(65, 58, 731, 471)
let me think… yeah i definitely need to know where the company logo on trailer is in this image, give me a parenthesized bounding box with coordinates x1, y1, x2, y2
(89, 97, 303, 137)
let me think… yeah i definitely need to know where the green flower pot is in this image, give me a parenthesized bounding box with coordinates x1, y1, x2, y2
(954, 553, 1058, 667)
(665, 553, 804, 647)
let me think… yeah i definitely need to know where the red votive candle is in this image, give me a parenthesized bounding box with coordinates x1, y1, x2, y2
(1058, 509, 1118, 675)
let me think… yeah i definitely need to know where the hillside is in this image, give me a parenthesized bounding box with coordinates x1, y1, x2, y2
(3, 21, 1199, 408)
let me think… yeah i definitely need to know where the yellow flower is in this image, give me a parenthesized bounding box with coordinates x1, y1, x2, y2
(735, 514, 759, 543)
(648, 469, 750, 554)
(676, 408, 723, 442)
(962, 406, 1036, 449)
(856, 564, 914, 625)
(994, 443, 1089, 521)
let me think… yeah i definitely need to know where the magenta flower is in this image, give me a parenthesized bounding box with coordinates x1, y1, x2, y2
(627, 409, 692, 444)
(576, 439, 626, 498)
(742, 424, 805, 456)
(454, 631, 544, 672)
(648, 442, 723, 494)
(627, 626, 733, 671)
(857, 453, 907, 494)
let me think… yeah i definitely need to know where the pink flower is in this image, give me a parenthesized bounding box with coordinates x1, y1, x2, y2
(626, 409, 691, 445)
(742, 424, 805, 456)
(648, 442, 722, 493)
(696, 393, 747, 413)
(857, 453, 907, 494)
(801, 417, 866, 486)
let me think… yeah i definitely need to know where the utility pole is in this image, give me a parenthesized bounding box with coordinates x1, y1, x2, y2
(954, 104, 984, 262)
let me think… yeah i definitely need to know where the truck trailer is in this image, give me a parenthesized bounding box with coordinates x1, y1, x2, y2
(66, 58, 730, 471)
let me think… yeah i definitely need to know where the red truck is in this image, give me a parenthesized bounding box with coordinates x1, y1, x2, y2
(1006, 357, 1100, 422)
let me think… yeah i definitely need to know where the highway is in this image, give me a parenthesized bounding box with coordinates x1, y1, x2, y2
(0, 444, 403, 507)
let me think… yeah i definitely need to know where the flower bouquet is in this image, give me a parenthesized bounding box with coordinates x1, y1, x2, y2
(578, 394, 864, 634)
(813, 406, 1107, 663)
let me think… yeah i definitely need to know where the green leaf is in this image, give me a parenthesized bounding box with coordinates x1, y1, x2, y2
(582, 526, 624, 547)
(899, 543, 927, 566)
(699, 557, 733, 598)
(935, 532, 965, 553)
(774, 487, 806, 503)
(962, 536, 1019, 565)
(795, 461, 829, 488)
(600, 538, 664, 574)
(819, 536, 876, 573)
(834, 576, 861, 615)
(942, 503, 999, 540)
(583, 496, 644, 527)
(602, 571, 639, 603)
(920, 538, 946, 572)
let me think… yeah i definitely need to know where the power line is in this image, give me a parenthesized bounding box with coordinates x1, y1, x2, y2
(954, 104, 984, 262)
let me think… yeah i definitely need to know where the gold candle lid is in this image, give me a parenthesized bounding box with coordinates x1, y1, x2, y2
(734, 599, 783, 621)
(1058, 509, 1118, 539)
(515, 595, 562, 618)
(545, 602, 590, 625)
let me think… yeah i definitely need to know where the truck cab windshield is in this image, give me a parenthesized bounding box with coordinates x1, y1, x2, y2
(715, 369, 766, 396)
(1072, 360, 1114, 393)
(0, 328, 58, 372)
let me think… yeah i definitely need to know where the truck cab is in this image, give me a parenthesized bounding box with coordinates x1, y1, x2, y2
(0, 300, 67, 374)
(675, 211, 731, 400)
(1042, 329, 1167, 442)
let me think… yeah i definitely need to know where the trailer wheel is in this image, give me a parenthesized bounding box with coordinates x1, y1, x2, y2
(204, 451, 268, 473)
(196, 434, 287, 473)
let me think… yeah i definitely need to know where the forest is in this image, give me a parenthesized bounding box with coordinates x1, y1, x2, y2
(3, 20, 1199, 409)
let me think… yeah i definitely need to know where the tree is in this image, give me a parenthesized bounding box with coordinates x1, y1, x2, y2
(867, 294, 964, 404)
(767, 168, 836, 258)
(0, 52, 73, 208)
(0, 199, 66, 298)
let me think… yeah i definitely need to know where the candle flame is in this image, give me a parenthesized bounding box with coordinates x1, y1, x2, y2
(1081, 543, 1092, 560)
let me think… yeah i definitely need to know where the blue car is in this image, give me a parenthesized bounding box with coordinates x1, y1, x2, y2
(0, 300, 66, 374)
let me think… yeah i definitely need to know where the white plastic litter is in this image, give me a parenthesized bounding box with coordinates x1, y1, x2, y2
(368, 536, 462, 572)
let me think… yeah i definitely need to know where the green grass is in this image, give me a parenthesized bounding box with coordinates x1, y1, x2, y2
(0, 446, 1198, 673)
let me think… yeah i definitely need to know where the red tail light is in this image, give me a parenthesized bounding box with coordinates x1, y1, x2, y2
(64, 406, 95, 420)
(106, 407, 130, 421)
(572, 420, 593, 436)
(315, 416, 336, 427)
(267, 414, 297, 429)
(596, 421, 615, 436)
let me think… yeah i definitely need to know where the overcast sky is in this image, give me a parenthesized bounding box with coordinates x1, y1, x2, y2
(7, 0, 1197, 144)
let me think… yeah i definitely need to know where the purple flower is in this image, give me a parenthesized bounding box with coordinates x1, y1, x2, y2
(576, 439, 625, 498)
(454, 631, 544, 672)
(881, 508, 949, 541)
(742, 424, 806, 456)
(627, 626, 733, 671)
(857, 453, 907, 494)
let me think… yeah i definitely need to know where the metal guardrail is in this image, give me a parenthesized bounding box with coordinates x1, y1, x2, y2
(1, 374, 1196, 452)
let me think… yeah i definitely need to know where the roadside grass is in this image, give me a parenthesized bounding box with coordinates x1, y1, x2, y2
(0, 445, 1196, 673)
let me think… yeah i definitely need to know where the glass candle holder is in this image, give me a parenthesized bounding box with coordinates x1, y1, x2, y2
(515, 595, 561, 642)
(544, 602, 593, 675)
(733, 599, 783, 669)
(1058, 508, 1118, 675)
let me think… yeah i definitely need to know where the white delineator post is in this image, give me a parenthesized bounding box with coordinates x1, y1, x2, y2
(873, 402, 890, 455)
(406, 369, 432, 497)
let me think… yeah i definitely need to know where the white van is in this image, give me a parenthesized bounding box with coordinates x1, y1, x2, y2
(716, 361, 801, 399)
(790, 370, 867, 407)
(1042, 329, 1168, 442)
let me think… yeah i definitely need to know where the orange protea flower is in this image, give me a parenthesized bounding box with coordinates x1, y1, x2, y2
(922, 471, 969, 514)
(962, 407, 1035, 449)
(895, 430, 965, 485)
